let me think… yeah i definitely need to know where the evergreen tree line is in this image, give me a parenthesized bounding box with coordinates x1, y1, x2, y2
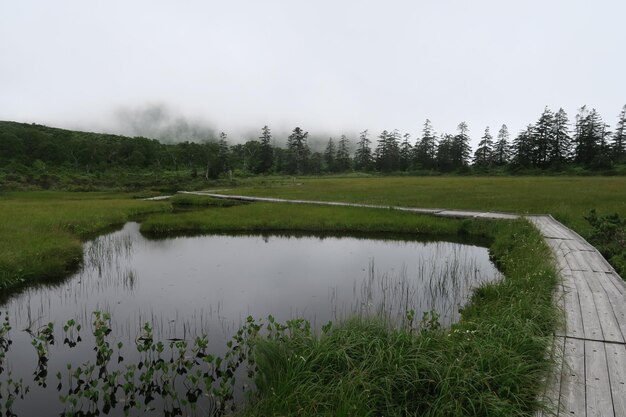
(1, 104, 625, 179)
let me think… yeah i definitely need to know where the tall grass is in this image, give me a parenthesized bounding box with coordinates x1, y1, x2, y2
(242, 219, 558, 416)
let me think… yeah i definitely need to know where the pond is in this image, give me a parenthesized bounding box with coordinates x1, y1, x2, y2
(0, 222, 502, 416)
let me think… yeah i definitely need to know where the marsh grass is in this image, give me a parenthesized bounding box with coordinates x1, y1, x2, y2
(0, 187, 561, 416)
(339, 252, 500, 328)
(216, 176, 626, 234)
(170, 194, 245, 209)
(0, 192, 169, 290)
(140, 202, 495, 240)
(243, 220, 558, 417)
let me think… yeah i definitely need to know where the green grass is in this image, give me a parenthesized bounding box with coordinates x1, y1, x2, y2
(243, 219, 558, 416)
(217, 176, 626, 235)
(169, 193, 245, 208)
(0, 191, 170, 290)
(141, 202, 492, 238)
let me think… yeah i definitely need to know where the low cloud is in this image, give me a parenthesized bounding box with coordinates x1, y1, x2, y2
(112, 104, 217, 143)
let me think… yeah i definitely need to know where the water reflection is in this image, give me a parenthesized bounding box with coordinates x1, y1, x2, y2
(0, 222, 501, 416)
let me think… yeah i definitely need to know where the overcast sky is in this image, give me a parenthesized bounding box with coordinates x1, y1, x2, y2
(1, 0, 624, 146)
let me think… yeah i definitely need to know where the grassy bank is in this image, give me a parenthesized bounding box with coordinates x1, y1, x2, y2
(0, 192, 170, 290)
(241, 220, 557, 416)
(138, 202, 558, 416)
(217, 176, 626, 234)
(141, 201, 493, 238)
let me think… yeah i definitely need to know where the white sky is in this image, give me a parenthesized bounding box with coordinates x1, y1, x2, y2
(1, 0, 624, 146)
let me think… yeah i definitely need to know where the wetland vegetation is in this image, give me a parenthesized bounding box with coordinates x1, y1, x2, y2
(1, 224, 502, 416)
(0, 148, 623, 415)
(0, 188, 564, 416)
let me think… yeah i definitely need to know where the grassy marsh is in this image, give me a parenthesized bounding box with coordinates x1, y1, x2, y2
(141, 202, 494, 238)
(217, 176, 626, 234)
(0, 181, 570, 415)
(243, 220, 558, 416)
(0, 191, 170, 290)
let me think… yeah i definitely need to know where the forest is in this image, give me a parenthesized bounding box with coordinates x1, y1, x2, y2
(1, 104, 625, 190)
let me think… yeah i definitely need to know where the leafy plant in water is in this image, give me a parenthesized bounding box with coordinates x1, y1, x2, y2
(30, 322, 54, 387)
(0, 312, 28, 417)
(419, 310, 441, 333)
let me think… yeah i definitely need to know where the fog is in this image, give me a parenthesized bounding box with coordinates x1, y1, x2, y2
(1, 1, 624, 148)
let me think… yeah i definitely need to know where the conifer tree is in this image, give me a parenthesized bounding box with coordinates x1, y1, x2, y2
(256, 125, 273, 174)
(512, 125, 534, 167)
(374, 130, 400, 172)
(436, 133, 455, 172)
(612, 105, 626, 163)
(532, 107, 555, 167)
(493, 124, 510, 165)
(473, 126, 494, 167)
(550, 108, 572, 167)
(451, 122, 472, 169)
(335, 135, 351, 172)
(216, 132, 230, 174)
(573, 106, 608, 166)
(399, 133, 413, 171)
(414, 119, 437, 169)
(354, 129, 373, 171)
(324, 137, 336, 172)
(285, 127, 309, 174)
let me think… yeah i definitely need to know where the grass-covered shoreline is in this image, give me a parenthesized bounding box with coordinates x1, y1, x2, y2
(0, 191, 170, 290)
(141, 200, 495, 238)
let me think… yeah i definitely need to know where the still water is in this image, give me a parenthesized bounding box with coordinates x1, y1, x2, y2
(0, 222, 501, 416)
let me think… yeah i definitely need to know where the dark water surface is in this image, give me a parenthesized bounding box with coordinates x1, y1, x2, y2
(0, 222, 501, 416)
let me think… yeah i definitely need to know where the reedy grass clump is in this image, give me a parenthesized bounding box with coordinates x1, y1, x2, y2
(242, 220, 558, 417)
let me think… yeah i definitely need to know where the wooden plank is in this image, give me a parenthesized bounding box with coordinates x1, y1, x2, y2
(585, 340, 614, 417)
(559, 337, 586, 416)
(605, 343, 626, 417)
(545, 224, 571, 240)
(562, 237, 596, 252)
(576, 270, 624, 343)
(562, 275, 585, 339)
(569, 270, 604, 340)
(582, 251, 614, 273)
(530, 217, 565, 239)
(434, 210, 485, 218)
(565, 250, 593, 272)
(594, 272, 626, 342)
(554, 247, 573, 275)
(605, 271, 626, 294)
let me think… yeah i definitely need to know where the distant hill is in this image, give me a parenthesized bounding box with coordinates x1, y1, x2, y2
(0, 121, 229, 191)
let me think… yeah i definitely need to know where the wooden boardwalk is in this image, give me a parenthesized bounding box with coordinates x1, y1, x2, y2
(180, 192, 626, 416)
(529, 216, 626, 417)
